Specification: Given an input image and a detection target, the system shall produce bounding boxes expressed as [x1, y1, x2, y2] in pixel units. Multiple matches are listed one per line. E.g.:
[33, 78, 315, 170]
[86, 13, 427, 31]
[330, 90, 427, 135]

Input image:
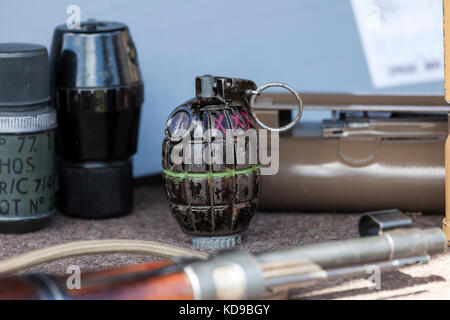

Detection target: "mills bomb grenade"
[163, 76, 262, 248]
[0, 43, 57, 233]
[50, 21, 144, 218]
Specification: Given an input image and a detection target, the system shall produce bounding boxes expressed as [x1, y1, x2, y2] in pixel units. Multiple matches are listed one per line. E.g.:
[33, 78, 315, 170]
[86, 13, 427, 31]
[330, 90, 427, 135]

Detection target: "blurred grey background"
[0, 0, 444, 176]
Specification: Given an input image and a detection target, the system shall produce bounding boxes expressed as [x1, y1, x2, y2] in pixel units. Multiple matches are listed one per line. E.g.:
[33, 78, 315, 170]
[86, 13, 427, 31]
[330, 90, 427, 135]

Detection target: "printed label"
[0, 131, 55, 218]
[351, 0, 444, 88]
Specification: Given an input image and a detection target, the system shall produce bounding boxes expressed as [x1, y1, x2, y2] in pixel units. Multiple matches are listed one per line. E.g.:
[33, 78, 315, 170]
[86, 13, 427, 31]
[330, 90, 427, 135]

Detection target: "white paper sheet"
[351, 0, 444, 88]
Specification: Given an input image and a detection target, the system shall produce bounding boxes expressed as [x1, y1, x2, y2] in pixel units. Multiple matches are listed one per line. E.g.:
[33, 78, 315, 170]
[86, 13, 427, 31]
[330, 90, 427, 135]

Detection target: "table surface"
[0, 177, 448, 300]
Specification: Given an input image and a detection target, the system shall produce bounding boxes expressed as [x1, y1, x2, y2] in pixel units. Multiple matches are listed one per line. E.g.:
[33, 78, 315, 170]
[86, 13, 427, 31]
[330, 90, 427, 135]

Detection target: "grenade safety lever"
[196, 75, 304, 132]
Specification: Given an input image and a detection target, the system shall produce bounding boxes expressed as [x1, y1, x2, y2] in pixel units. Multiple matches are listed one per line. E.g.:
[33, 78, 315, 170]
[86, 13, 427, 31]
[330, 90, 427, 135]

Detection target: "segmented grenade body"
[162, 76, 261, 248]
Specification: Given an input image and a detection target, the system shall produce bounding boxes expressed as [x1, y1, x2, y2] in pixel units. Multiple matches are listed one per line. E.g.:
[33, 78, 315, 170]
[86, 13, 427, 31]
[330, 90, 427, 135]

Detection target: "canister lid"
[55, 20, 127, 34]
[50, 20, 141, 88]
[0, 43, 50, 107]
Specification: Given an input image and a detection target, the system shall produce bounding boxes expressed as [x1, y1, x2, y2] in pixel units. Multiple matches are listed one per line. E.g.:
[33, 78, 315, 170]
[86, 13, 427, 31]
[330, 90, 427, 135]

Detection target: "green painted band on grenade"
[163, 165, 261, 180]
[0, 131, 56, 219]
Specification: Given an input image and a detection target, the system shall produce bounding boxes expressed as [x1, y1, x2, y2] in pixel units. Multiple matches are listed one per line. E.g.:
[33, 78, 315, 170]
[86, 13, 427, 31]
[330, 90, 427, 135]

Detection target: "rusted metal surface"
[162, 76, 261, 248]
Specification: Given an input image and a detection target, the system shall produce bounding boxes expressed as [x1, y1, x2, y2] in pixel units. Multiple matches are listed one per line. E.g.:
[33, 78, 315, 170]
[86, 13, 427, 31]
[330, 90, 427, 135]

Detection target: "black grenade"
[162, 75, 261, 249]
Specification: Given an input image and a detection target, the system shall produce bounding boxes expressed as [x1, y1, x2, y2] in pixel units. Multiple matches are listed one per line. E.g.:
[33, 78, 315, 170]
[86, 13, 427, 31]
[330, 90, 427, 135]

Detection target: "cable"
[0, 239, 209, 274]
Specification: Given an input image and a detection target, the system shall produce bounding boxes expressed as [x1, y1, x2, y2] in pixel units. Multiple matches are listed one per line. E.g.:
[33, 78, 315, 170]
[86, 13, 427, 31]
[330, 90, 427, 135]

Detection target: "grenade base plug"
[192, 235, 242, 249]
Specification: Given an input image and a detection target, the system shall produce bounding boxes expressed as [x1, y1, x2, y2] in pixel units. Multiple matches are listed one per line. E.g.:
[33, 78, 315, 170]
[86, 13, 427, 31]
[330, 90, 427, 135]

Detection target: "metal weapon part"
[0, 226, 444, 299]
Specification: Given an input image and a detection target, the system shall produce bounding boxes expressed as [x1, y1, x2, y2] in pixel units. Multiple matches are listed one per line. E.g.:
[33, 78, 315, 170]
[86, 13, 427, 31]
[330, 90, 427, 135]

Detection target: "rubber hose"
[0, 239, 209, 274]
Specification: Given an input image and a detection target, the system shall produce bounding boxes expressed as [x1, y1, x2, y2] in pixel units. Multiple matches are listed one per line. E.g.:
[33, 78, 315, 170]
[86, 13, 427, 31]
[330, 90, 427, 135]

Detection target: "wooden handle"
[67, 261, 195, 300]
[0, 261, 195, 300]
[0, 277, 41, 300]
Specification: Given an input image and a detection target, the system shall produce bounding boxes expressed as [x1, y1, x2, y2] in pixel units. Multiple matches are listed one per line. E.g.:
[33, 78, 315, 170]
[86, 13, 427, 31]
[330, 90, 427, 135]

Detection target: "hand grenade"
[162, 75, 262, 249]
[162, 75, 303, 249]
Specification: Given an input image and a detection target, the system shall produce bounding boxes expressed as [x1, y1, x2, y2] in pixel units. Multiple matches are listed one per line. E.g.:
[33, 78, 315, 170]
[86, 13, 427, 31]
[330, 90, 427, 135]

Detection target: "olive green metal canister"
[0, 43, 57, 233]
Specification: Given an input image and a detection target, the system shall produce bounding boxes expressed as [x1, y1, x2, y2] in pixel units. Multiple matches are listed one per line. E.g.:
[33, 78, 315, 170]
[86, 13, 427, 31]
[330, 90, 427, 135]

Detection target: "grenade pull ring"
[247, 82, 304, 132]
